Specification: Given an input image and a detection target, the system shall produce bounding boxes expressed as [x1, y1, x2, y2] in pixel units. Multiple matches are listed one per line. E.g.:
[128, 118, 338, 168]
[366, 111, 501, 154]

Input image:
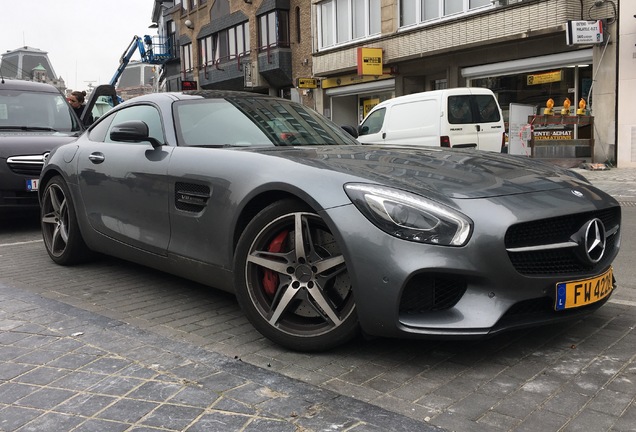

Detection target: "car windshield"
[0, 89, 82, 133]
[174, 96, 359, 147]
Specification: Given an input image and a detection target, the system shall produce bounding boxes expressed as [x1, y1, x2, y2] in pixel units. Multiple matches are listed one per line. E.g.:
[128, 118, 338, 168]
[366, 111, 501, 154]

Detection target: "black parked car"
[0, 79, 115, 212]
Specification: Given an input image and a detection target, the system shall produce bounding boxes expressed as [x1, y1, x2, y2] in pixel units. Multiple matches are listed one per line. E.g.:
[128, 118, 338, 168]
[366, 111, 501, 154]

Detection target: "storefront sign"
[181, 80, 197, 90]
[534, 130, 573, 140]
[566, 20, 604, 45]
[357, 48, 383, 76]
[363, 98, 380, 118]
[322, 68, 394, 89]
[527, 71, 562, 86]
[297, 78, 318, 89]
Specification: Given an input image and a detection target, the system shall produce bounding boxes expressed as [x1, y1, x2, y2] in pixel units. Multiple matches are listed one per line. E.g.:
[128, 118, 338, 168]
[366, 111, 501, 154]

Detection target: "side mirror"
[358, 125, 369, 136]
[110, 120, 162, 148]
[341, 125, 358, 138]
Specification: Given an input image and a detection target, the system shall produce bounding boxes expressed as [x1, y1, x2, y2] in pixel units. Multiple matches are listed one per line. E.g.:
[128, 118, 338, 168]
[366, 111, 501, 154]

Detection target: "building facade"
[150, 0, 633, 167]
[152, 0, 314, 107]
[0, 46, 67, 91]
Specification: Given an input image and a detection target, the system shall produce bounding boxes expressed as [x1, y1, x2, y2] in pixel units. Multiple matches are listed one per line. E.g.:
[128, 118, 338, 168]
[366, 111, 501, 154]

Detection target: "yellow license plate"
[555, 267, 613, 311]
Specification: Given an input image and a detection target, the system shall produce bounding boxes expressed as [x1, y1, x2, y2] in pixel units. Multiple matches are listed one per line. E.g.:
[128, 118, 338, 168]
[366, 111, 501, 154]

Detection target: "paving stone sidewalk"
[0, 283, 442, 432]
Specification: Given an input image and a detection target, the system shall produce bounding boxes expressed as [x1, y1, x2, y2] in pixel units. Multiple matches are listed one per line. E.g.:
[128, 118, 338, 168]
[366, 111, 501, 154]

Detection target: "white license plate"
[26, 179, 39, 191]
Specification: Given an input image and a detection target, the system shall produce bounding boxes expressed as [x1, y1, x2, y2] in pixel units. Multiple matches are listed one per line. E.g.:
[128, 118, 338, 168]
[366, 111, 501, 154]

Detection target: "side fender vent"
[175, 182, 210, 213]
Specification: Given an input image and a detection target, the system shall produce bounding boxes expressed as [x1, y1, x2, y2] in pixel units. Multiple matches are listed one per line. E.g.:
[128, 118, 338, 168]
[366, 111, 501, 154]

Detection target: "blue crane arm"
[109, 36, 146, 86]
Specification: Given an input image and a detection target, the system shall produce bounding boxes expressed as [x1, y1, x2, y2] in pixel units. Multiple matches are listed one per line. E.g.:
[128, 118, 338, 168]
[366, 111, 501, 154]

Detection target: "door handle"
[88, 152, 105, 164]
[476, 125, 481, 132]
[382, 132, 386, 139]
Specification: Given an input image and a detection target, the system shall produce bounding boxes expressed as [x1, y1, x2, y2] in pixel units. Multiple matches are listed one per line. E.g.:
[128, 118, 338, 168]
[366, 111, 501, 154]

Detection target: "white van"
[357, 88, 505, 152]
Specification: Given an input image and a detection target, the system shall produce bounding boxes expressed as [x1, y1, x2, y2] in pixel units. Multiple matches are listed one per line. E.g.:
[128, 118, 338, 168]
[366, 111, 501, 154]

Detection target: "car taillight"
[440, 136, 451, 147]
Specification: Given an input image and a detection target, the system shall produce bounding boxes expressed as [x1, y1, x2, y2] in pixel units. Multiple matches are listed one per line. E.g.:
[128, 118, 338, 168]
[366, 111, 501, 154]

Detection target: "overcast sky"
[0, 0, 155, 91]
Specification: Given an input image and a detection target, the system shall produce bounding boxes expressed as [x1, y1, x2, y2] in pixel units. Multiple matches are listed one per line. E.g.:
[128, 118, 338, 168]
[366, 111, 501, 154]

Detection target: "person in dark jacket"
[68, 90, 92, 123]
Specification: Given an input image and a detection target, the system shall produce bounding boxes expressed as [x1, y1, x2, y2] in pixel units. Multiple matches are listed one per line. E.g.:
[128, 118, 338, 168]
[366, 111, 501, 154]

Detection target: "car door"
[81, 84, 119, 127]
[357, 107, 386, 144]
[76, 103, 173, 254]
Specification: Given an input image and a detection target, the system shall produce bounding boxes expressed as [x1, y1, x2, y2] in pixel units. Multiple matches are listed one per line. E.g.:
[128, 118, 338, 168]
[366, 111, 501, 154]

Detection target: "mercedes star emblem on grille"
[582, 218, 606, 264]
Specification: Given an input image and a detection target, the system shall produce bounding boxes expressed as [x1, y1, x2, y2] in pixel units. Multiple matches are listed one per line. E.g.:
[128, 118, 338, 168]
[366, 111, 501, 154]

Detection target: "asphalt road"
[1, 203, 635, 431]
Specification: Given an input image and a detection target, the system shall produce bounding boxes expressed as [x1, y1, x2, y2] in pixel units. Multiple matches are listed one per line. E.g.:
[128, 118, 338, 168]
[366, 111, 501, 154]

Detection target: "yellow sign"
[297, 78, 318, 89]
[357, 47, 383, 76]
[527, 71, 562, 85]
[534, 130, 573, 140]
[363, 98, 380, 118]
[321, 68, 394, 89]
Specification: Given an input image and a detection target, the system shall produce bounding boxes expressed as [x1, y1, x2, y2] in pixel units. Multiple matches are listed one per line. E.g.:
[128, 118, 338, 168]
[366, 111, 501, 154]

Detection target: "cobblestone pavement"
[0, 282, 439, 432]
[1, 167, 635, 431]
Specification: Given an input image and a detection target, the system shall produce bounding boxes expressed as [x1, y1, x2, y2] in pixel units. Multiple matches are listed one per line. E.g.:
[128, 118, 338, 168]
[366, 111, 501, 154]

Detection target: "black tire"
[234, 199, 359, 351]
[40, 176, 91, 265]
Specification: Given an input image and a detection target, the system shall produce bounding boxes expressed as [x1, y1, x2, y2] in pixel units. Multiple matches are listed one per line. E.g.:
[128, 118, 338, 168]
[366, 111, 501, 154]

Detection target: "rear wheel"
[41, 176, 91, 265]
[234, 200, 358, 351]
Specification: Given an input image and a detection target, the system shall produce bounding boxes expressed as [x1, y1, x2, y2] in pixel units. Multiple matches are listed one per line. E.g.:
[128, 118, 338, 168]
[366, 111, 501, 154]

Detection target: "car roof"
[0, 78, 61, 93]
[123, 90, 276, 104]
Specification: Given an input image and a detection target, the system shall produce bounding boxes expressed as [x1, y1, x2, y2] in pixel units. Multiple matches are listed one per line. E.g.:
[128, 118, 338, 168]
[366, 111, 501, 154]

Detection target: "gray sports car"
[39, 91, 620, 351]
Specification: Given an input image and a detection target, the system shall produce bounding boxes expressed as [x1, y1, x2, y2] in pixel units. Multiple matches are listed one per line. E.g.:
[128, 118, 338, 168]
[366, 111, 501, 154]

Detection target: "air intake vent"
[175, 182, 210, 212]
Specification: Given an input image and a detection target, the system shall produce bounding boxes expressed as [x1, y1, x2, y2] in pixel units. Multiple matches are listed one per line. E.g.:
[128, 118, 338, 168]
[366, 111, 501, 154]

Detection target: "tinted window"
[0, 89, 81, 132]
[174, 97, 358, 147]
[359, 107, 386, 135]
[448, 95, 501, 124]
[475, 95, 501, 123]
[105, 105, 164, 144]
[448, 95, 473, 124]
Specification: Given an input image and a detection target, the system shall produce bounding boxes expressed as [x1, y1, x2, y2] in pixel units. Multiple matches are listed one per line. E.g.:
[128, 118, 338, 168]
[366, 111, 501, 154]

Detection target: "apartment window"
[400, 0, 491, 27]
[259, 11, 290, 49]
[181, 43, 193, 72]
[318, 0, 380, 49]
[200, 22, 250, 65]
[296, 7, 301, 43]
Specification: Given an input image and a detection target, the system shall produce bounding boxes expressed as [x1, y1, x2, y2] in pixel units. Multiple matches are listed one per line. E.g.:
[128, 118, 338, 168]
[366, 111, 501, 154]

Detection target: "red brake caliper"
[262, 230, 288, 296]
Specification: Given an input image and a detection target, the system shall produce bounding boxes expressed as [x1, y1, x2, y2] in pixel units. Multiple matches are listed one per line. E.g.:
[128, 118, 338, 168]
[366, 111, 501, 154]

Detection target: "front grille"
[7, 155, 46, 177]
[505, 207, 621, 276]
[399, 274, 466, 314]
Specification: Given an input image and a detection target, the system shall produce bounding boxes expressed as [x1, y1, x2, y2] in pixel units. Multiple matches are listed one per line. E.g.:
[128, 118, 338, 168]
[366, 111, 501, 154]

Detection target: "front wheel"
[41, 176, 91, 265]
[234, 200, 359, 351]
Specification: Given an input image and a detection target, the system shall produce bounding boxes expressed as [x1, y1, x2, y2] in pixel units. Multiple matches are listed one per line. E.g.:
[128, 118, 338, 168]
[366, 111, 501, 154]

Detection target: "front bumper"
[322, 189, 620, 340]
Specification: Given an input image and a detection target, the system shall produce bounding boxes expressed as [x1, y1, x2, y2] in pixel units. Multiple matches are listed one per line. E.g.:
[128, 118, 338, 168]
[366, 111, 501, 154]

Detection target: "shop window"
[432, 79, 448, 90]
[318, 0, 381, 50]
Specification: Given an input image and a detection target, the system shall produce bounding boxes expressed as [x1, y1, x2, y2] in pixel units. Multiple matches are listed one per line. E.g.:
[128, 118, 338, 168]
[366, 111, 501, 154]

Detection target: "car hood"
[252, 145, 588, 199]
[0, 132, 79, 159]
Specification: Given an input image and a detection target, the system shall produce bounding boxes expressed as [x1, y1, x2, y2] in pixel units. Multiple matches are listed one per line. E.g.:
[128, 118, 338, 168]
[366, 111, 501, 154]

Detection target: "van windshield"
[448, 95, 501, 124]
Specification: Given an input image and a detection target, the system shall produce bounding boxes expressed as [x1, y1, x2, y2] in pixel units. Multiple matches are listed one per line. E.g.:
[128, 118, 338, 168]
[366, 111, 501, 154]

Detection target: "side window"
[359, 107, 386, 135]
[87, 113, 116, 142]
[105, 105, 164, 144]
[448, 95, 473, 124]
[475, 95, 501, 123]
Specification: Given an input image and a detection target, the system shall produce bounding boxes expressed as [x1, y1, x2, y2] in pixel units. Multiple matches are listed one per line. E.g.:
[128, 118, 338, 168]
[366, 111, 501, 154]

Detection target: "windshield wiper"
[0, 126, 59, 132]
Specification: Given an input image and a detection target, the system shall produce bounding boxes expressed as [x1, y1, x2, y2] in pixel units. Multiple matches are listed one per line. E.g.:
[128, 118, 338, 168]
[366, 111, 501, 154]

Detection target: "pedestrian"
[68, 90, 93, 123]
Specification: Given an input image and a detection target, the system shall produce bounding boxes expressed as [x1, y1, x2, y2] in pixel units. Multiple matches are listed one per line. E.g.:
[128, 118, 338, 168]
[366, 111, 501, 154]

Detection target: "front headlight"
[344, 184, 472, 246]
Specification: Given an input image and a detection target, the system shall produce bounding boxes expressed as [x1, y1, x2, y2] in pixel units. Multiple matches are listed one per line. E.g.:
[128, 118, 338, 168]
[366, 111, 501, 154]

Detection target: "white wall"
[617, 2, 636, 167]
